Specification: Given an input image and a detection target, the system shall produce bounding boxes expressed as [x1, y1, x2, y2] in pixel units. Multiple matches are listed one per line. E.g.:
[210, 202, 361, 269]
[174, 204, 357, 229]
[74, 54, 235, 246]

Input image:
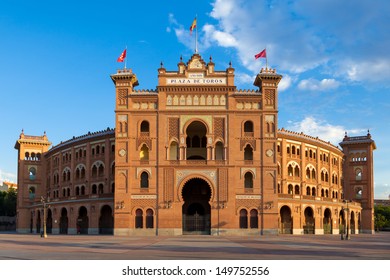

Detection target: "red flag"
[255, 49, 266, 59]
[190, 18, 197, 34]
[117, 49, 127, 62]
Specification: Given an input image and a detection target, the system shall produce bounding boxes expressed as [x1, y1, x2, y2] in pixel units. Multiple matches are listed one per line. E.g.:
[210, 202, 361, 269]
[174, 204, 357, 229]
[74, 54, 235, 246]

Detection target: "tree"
[0, 188, 17, 216]
[374, 205, 390, 231]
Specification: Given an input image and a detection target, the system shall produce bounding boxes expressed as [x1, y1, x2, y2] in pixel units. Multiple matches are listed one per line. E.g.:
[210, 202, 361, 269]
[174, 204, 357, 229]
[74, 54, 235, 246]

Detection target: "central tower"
[111, 54, 282, 236]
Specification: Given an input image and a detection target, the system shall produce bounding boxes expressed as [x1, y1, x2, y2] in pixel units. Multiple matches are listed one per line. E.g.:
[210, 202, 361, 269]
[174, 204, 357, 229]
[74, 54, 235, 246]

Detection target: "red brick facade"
[15, 54, 375, 236]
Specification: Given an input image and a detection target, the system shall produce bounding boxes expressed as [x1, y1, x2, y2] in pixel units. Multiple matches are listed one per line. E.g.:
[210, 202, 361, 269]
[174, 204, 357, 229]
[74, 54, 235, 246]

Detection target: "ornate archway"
[181, 178, 212, 235]
[279, 206, 292, 234]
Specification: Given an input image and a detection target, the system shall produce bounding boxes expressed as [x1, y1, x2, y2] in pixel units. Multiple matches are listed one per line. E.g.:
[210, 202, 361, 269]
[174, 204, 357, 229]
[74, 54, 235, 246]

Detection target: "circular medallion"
[266, 149, 274, 157]
[118, 148, 127, 157]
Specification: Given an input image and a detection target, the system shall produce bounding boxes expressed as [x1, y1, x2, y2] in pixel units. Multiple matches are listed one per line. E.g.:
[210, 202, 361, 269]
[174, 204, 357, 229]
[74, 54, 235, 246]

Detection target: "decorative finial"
[229, 61, 232, 67]
[209, 56, 212, 62]
[160, 61, 164, 68]
[180, 55, 183, 62]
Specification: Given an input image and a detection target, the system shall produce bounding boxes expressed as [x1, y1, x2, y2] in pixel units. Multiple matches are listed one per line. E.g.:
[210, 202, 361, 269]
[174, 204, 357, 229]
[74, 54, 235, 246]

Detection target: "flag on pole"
[117, 49, 127, 62]
[254, 48, 266, 59]
[190, 17, 197, 35]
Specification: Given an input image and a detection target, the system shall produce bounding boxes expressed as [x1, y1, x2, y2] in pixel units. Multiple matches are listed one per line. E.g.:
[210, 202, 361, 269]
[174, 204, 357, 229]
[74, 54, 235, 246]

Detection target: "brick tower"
[339, 131, 376, 234]
[14, 130, 52, 233]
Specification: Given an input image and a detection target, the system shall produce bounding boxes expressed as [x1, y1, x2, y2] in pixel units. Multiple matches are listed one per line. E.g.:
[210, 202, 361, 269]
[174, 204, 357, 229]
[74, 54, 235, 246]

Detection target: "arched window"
[29, 186, 36, 199]
[250, 209, 258, 228]
[244, 144, 253, 161]
[140, 144, 149, 160]
[306, 187, 311, 195]
[244, 172, 253, 189]
[92, 184, 97, 194]
[29, 167, 36, 180]
[215, 141, 224, 160]
[92, 165, 98, 177]
[135, 209, 143, 228]
[140, 172, 149, 188]
[288, 184, 293, 194]
[146, 209, 154, 228]
[306, 168, 311, 179]
[243, 121, 254, 133]
[295, 185, 300, 195]
[312, 187, 316, 197]
[312, 169, 316, 180]
[98, 165, 104, 177]
[98, 184, 104, 194]
[294, 166, 300, 177]
[192, 135, 200, 147]
[355, 169, 362, 181]
[239, 209, 248, 229]
[288, 165, 293, 176]
[292, 146, 296, 155]
[76, 187, 80, 196]
[321, 189, 325, 197]
[140, 121, 150, 133]
[169, 142, 179, 160]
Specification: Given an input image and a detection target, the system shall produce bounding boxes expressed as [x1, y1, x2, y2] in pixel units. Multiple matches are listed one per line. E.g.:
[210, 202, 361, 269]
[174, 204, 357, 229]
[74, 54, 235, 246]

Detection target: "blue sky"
[0, 0, 389, 198]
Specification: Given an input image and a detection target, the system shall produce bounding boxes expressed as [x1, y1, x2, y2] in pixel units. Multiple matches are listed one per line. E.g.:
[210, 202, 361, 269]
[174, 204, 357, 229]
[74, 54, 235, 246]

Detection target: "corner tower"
[339, 131, 376, 234]
[254, 68, 283, 234]
[14, 131, 51, 233]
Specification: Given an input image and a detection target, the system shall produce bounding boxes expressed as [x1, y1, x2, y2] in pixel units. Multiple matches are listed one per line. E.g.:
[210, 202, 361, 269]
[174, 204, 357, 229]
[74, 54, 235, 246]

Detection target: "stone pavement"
[0, 232, 389, 260]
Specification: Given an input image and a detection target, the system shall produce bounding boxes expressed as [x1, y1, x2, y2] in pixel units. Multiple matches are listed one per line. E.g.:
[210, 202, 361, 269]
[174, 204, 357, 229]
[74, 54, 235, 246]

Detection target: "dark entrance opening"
[99, 205, 113, 234]
[280, 206, 293, 234]
[323, 208, 332, 234]
[182, 178, 211, 235]
[77, 206, 89, 234]
[304, 207, 315, 234]
[60, 208, 68, 234]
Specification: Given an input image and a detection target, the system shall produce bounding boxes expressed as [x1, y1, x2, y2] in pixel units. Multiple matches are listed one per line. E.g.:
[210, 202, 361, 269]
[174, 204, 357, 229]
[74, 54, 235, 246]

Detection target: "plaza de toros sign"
[166, 73, 226, 85]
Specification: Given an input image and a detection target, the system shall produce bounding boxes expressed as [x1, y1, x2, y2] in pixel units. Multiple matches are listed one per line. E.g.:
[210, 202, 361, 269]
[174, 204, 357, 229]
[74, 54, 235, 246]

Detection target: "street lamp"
[40, 196, 50, 238]
[341, 199, 352, 240]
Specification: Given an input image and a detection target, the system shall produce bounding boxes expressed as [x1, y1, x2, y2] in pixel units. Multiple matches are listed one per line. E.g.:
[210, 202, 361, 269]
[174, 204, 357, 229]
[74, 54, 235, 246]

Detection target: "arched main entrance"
[182, 178, 211, 235]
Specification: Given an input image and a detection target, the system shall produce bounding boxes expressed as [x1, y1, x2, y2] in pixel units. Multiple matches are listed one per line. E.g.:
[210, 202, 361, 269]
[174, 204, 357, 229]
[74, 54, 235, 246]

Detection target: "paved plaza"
[0, 232, 389, 260]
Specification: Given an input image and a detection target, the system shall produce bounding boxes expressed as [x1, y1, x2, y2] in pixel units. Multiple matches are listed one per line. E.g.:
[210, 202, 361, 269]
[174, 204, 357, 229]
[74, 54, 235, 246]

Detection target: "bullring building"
[15, 53, 376, 236]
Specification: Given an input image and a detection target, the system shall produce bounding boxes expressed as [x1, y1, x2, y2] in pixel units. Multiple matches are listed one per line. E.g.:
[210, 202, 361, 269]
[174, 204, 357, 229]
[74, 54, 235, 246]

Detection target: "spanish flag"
[190, 17, 197, 34]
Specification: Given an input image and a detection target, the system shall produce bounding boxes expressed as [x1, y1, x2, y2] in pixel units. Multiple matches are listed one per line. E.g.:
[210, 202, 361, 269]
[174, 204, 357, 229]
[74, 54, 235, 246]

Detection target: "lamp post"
[40, 196, 49, 238]
[344, 199, 351, 240]
[341, 199, 351, 240]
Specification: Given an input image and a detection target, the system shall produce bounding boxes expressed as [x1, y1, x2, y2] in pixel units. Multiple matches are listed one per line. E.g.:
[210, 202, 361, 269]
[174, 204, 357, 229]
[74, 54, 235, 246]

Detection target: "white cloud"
[170, 0, 390, 86]
[298, 78, 340, 91]
[278, 74, 293, 91]
[0, 169, 17, 184]
[286, 116, 364, 145]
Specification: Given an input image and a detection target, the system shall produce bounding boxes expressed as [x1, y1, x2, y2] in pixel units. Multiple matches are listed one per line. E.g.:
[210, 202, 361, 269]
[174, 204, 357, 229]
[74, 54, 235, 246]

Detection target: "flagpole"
[124, 46, 127, 69]
[195, 15, 198, 53]
[265, 46, 268, 69]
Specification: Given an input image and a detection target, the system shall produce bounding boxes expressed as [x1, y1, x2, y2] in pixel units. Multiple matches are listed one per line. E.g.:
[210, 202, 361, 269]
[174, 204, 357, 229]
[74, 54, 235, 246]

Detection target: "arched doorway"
[47, 209, 53, 234]
[99, 205, 113, 234]
[182, 178, 211, 235]
[350, 211, 355, 234]
[280, 206, 292, 234]
[339, 209, 345, 235]
[186, 121, 207, 160]
[304, 207, 315, 234]
[323, 208, 332, 234]
[36, 210, 41, 234]
[77, 206, 89, 234]
[59, 208, 68, 234]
